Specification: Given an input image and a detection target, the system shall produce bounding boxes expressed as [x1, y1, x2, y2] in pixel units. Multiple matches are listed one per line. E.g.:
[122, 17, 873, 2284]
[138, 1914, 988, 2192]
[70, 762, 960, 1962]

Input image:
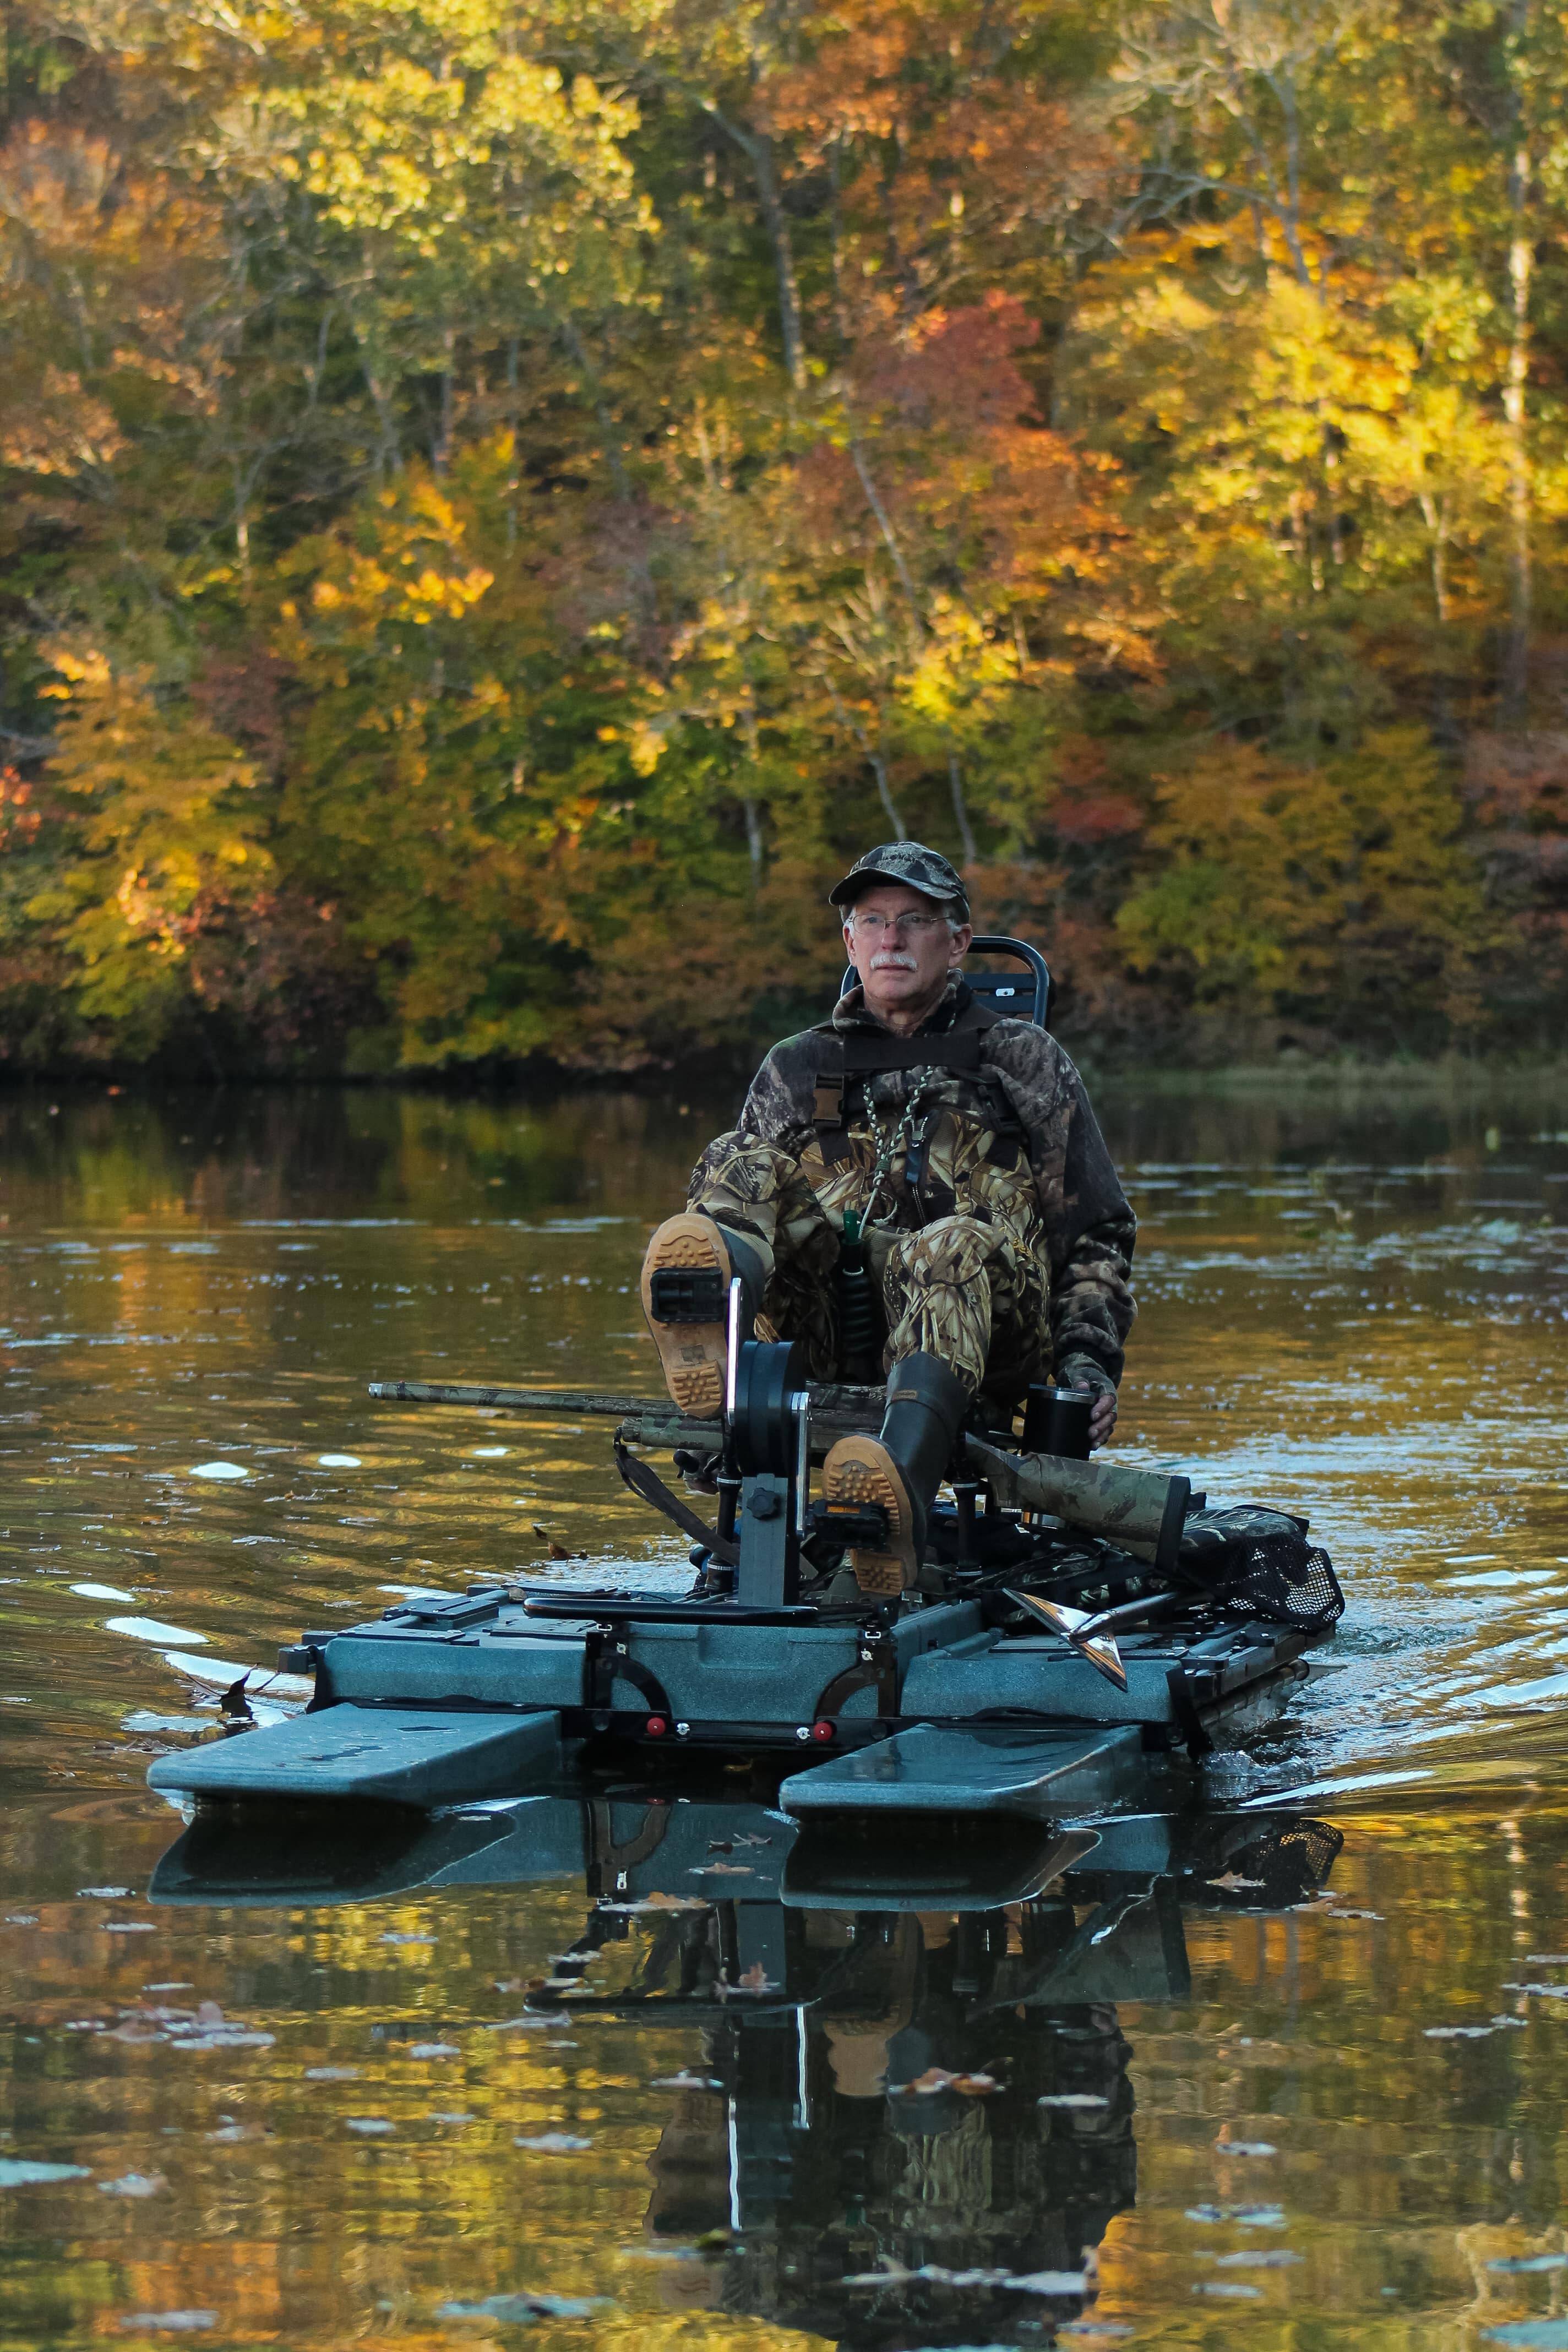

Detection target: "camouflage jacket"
[733, 976, 1136, 1387]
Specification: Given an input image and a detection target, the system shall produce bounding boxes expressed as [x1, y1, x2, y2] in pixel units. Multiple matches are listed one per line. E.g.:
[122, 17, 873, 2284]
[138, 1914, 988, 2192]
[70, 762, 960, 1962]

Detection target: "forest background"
[2, 0, 1567, 1079]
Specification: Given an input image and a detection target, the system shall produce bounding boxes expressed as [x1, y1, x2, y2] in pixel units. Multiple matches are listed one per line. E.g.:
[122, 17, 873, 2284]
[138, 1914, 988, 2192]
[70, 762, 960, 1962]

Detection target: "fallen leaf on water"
[217, 1675, 253, 1722]
[1215, 2251, 1304, 2269]
[407, 2042, 460, 2059]
[692, 1863, 753, 1877]
[118, 2314, 216, 2333]
[1425, 2024, 1495, 2039]
[98, 2172, 166, 2197]
[1185, 2203, 1286, 2228]
[1215, 2139, 1278, 2157]
[436, 2292, 607, 2322]
[598, 1893, 709, 1914]
[304, 2066, 359, 2080]
[530, 1525, 580, 1561]
[840, 2259, 1084, 2293]
[514, 2132, 591, 2153]
[170, 2030, 274, 2051]
[891, 2066, 1000, 2097]
[1195, 2282, 1263, 2298]
[1206, 1874, 1265, 1890]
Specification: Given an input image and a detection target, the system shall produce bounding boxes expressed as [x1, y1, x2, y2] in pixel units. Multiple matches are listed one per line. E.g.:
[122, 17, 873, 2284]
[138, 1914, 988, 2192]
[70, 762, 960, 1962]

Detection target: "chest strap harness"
[812, 1021, 994, 1161]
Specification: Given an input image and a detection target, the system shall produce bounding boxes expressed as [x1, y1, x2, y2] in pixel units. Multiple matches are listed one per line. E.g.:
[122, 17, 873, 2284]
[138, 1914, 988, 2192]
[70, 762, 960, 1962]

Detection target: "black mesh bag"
[1180, 1505, 1345, 1634]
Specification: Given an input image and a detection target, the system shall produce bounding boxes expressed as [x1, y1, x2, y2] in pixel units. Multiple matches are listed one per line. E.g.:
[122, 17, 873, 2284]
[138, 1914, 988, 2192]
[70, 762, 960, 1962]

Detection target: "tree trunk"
[850, 441, 923, 632]
[948, 747, 978, 865]
[742, 795, 764, 886]
[1503, 137, 1532, 720]
[868, 745, 906, 839]
[1418, 490, 1450, 625]
[707, 108, 806, 392]
[434, 324, 455, 475]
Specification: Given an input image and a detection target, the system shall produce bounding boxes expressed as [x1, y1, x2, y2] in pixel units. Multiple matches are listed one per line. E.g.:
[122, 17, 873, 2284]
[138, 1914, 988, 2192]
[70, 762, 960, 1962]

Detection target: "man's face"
[843, 883, 971, 1016]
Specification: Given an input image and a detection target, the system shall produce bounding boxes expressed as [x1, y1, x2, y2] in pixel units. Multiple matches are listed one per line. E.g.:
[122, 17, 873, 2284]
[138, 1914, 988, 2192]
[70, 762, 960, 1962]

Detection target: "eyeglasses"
[847, 910, 946, 939]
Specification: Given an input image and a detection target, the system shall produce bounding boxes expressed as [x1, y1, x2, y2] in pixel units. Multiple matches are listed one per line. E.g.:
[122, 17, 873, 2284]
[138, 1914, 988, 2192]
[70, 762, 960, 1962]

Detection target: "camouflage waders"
[688, 1126, 1051, 1404]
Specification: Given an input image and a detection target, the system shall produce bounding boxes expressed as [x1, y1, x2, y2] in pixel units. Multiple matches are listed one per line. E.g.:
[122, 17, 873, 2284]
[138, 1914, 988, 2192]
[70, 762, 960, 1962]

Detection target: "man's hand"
[1076, 1386, 1117, 1450]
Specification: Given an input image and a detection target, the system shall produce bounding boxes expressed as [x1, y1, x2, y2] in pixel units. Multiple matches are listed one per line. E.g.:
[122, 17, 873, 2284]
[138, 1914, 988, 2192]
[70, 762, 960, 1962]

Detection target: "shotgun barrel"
[968, 1436, 1193, 1570]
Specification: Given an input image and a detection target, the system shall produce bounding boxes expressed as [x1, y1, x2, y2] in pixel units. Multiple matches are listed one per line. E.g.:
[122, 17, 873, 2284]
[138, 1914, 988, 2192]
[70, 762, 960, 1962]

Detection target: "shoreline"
[3, 1048, 1568, 1106]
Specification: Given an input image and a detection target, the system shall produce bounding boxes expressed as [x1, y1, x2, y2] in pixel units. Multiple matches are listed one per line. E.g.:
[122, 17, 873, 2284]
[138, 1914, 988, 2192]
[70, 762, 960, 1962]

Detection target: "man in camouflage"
[640, 842, 1136, 1594]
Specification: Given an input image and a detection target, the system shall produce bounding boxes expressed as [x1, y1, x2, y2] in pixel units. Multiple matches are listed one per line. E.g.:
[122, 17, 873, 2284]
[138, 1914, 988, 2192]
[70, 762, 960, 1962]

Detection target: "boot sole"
[821, 1436, 916, 1596]
[640, 1215, 730, 1419]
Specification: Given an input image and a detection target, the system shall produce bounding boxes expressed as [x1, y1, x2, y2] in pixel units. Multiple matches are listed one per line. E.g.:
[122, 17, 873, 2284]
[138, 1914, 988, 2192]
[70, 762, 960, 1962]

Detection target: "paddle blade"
[1006, 1590, 1127, 1691]
[1006, 1591, 1087, 1636]
[1076, 1632, 1128, 1691]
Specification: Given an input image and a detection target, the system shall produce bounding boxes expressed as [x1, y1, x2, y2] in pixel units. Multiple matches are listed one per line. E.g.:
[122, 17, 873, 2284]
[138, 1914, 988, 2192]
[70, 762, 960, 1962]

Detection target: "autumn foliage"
[2, 0, 1568, 1073]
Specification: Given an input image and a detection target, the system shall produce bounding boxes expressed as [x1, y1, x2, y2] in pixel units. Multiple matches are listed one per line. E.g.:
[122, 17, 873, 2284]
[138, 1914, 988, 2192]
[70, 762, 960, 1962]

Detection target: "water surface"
[3, 1076, 1568, 2350]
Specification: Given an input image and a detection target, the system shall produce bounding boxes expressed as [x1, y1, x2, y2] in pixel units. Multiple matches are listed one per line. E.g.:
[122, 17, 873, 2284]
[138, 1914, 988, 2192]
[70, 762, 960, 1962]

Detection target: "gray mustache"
[871, 954, 918, 970]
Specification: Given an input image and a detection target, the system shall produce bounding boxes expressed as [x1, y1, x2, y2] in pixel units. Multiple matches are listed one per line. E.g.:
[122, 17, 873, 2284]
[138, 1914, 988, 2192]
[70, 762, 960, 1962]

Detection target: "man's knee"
[688, 1131, 801, 1212]
[884, 1212, 1003, 1288]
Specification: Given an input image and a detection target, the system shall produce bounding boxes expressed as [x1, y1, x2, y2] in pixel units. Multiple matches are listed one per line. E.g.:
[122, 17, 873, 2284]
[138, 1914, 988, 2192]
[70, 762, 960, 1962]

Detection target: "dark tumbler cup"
[1021, 1382, 1094, 1460]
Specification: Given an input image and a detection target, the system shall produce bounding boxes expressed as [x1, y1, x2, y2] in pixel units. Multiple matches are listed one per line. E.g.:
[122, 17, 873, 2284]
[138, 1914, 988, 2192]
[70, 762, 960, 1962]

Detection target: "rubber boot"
[640, 1213, 770, 1419]
[820, 1351, 970, 1597]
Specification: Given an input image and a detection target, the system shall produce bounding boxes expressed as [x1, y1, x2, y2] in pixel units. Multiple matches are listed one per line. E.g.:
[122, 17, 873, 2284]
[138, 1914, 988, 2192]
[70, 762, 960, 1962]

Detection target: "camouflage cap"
[828, 840, 970, 919]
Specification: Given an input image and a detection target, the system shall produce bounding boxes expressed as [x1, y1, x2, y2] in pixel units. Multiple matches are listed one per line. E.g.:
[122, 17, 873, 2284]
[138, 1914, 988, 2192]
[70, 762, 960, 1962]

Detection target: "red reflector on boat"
[810, 1719, 836, 1743]
[646, 1716, 667, 1737]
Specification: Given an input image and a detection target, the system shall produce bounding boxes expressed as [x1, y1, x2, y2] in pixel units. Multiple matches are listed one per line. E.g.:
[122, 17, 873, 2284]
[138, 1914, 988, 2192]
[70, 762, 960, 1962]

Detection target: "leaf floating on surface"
[435, 2293, 607, 2323]
[117, 2315, 217, 2333]
[891, 2066, 1001, 2097]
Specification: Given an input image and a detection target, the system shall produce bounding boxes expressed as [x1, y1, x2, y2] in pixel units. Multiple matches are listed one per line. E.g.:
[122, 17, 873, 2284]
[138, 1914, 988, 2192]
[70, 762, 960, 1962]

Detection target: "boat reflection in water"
[151, 1793, 1340, 2346]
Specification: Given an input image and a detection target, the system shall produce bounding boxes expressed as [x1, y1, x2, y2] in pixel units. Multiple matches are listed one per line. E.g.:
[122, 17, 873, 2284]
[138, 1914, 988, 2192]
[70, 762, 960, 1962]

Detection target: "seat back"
[839, 935, 1052, 1029]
